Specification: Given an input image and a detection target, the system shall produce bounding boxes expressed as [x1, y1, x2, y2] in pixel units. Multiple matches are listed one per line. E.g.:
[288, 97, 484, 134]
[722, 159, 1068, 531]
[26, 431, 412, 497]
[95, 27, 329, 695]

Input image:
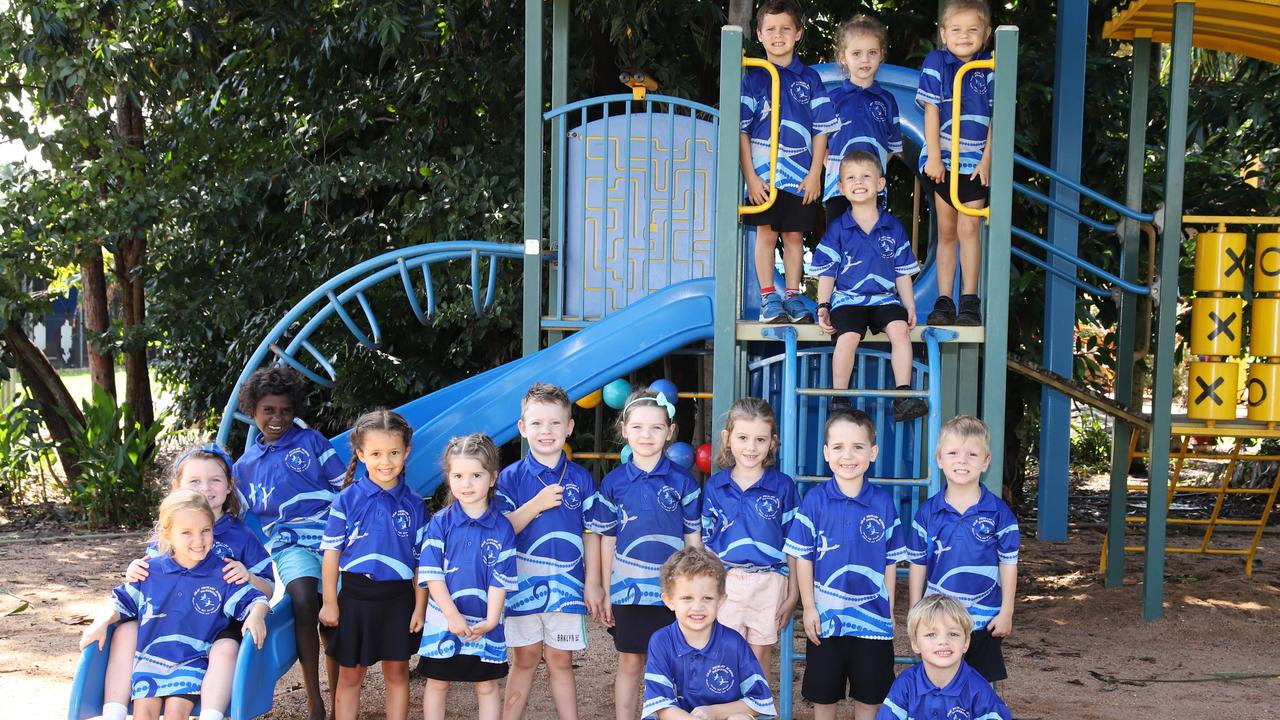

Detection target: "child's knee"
[512, 644, 542, 670]
[886, 320, 911, 340]
[781, 232, 804, 250]
[475, 680, 500, 697]
[382, 661, 409, 684]
[542, 646, 573, 671]
[834, 332, 861, 353]
[209, 637, 239, 663]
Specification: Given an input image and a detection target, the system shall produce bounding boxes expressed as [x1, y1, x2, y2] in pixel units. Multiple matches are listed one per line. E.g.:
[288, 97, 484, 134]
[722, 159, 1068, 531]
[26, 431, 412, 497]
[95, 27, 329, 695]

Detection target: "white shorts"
[718, 569, 788, 645]
[505, 611, 588, 651]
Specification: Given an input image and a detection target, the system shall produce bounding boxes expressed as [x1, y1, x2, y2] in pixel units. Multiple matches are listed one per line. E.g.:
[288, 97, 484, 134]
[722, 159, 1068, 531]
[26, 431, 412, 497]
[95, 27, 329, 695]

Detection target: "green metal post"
[545, 0, 569, 348]
[521, 0, 544, 358]
[712, 26, 745, 464]
[1106, 34, 1151, 588]
[1145, 3, 1194, 622]
[980, 27, 1018, 494]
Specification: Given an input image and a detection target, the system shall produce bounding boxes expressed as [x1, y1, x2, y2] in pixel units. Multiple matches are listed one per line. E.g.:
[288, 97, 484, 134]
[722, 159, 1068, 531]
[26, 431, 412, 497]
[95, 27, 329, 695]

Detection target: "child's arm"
[922, 103, 945, 182]
[686, 701, 758, 719]
[740, 133, 770, 205]
[799, 133, 827, 204]
[409, 585, 428, 633]
[972, 124, 994, 186]
[79, 604, 122, 650]
[683, 531, 702, 549]
[776, 556, 799, 631]
[241, 600, 270, 649]
[988, 562, 1017, 637]
[908, 562, 926, 608]
[895, 275, 917, 328]
[467, 585, 507, 642]
[427, 579, 471, 637]
[795, 557, 821, 645]
[503, 483, 563, 535]
[583, 531, 605, 619]
[318, 549, 341, 628]
[599, 534, 616, 627]
[816, 276, 836, 335]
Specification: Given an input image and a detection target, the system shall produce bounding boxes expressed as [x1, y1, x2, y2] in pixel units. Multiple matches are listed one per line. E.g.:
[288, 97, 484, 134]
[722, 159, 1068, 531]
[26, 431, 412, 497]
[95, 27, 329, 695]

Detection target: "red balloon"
[695, 443, 713, 474]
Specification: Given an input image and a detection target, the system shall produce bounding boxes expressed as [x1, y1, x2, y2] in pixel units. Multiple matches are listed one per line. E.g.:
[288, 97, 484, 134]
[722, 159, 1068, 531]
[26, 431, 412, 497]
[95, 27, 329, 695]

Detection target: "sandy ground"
[2, 527, 1278, 719]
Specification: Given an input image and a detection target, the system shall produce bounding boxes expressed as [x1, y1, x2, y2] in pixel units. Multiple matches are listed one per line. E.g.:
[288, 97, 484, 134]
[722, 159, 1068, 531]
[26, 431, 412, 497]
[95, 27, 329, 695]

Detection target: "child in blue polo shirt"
[814, 150, 925, 423]
[823, 15, 902, 223]
[498, 383, 602, 720]
[918, 0, 994, 326]
[700, 397, 798, 674]
[96, 445, 274, 720]
[417, 433, 517, 720]
[907, 415, 1018, 684]
[81, 489, 270, 720]
[319, 409, 428, 720]
[642, 546, 777, 720]
[877, 594, 1011, 720]
[741, 0, 838, 323]
[785, 408, 905, 720]
[586, 387, 701, 720]
[233, 366, 347, 720]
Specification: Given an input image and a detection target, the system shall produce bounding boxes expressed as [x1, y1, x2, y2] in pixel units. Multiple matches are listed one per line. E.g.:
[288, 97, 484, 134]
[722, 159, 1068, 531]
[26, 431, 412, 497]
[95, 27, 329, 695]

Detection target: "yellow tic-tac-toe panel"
[1190, 296, 1244, 357]
[1189, 360, 1240, 421]
[1247, 363, 1280, 423]
[1193, 232, 1248, 293]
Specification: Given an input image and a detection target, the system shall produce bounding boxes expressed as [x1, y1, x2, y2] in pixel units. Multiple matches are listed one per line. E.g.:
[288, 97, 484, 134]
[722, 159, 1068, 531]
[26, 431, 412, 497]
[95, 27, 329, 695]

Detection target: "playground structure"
[68, 1, 1280, 718]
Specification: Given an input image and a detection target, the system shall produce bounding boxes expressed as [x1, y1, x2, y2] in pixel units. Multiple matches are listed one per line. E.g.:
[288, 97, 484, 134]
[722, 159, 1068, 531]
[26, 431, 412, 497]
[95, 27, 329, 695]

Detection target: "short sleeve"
[494, 470, 519, 516]
[916, 52, 944, 109]
[226, 584, 268, 621]
[585, 479, 619, 536]
[700, 483, 721, 544]
[319, 493, 349, 552]
[893, 225, 920, 276]
[783, 494, 818, 560]
[740, 74, 759, 135]
[884, 493, 908, 563]
[738, 643, 778, 716]
[809, 76, 838, 136]
[876, 677, 912, 719]
[239, 529, 274, 582]
[111, 583, 143, 620]
[414, 504, 431, 554]
[812, 225, 842, 278]
[489, 523, 518, 591]
[779, 475, 800, 537]
[996, 504, 1020, 565]
[973, 684, 1013, 720]
[886, 96, 904, 154]
[905, 506, 930, 564]
[304, 431, 347, 490]
[417, 517, 447, 586]
[680, 476, 701, 535]
[641, 639, 679, 719]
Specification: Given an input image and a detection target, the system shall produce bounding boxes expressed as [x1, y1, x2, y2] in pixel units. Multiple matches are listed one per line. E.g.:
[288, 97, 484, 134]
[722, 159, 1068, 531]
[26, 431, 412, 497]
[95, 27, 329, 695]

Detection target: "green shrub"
[1070, 406, 1112, 469]
[0, 395, 52, 503]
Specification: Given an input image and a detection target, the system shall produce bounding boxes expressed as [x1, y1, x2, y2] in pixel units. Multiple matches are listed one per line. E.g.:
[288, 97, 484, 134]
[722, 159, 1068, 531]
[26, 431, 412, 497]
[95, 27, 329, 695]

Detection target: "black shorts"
[607, 604, 676, 654]
[743, 188, 819, 233]
[326, 574, 422, 667]
[922, 172, 989, 210]
[829, 304, 908, 340]
[215, 618, 244, 643]
[965, 628, 1007, 682]
[416, 654, 509, 683]
[802, 636, 896, 705]
[160, 693, 199, 705]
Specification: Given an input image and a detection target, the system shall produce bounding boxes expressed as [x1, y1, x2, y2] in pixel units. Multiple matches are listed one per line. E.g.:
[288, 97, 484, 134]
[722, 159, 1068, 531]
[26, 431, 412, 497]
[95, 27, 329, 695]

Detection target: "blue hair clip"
[622, 392, 677, 420]
[177, 443, 234, 471]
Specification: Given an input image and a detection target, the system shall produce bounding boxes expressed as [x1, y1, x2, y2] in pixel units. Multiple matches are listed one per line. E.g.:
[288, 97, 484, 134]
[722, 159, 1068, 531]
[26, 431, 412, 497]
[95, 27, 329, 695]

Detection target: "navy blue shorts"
[802, 635, 895, 705]
[922, 172, 989, 210]
[966, 628, 1007, 682]
[743, 188, 820, 233]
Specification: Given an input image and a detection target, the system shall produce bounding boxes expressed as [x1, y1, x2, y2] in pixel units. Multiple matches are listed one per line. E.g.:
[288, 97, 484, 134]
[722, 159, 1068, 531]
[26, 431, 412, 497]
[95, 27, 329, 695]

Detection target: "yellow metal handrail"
[950, 56, 996, 219]
[739, 57, 780, 216]
[1184, 215, 1280, 232]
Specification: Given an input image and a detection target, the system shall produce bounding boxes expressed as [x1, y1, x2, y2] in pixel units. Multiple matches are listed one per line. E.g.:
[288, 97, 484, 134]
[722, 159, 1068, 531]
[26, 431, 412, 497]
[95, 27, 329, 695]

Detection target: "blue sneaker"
[759, 292, 784, 323]
[782, 294, 813, 323]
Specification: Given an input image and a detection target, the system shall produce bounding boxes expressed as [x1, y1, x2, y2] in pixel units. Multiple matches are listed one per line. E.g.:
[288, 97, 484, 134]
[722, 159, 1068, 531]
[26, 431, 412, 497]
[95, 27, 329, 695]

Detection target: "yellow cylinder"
[1247, 363, 1280, 422]
[1194, 232, 1247, 293]
[1250, 298, 1280, 357]
[1189, 361, 1239, 421]
[1254, 233, 1280, 293]
[1190, 296, 1244, 356]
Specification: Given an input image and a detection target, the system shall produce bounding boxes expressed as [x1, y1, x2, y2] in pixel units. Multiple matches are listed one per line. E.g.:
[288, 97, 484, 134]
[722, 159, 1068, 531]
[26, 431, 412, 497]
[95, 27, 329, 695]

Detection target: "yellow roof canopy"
[1103, 0, 1280, 65]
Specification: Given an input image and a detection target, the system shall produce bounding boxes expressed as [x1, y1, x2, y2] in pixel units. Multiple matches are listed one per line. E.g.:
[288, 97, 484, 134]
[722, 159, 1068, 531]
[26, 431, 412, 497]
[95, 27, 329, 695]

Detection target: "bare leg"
[102, 620, 137, 709]
[853, 700, 880, 720]
[200, 637, 240, 713]
[885, 321, 914, 387]
[780, 232, 805, 290]
[131, 697, 162, 720]
[503, 643, 542, 720]
[933, 194, 959, 298]
[754, 226, 781, 290]
[286, 577, 328, 720]
[163, 695, 195, 720]
[423, 679, 448, 720]
[812, 702, 837, 720]
[383, 660, 411, 720]
[957, 199, 987, 295]
[543, 647, 579, 720]
[476, 679, 502, 720]
[614, 652, 646, 720]
[832, 333, 863, 390]
[333, 664, 366, 720]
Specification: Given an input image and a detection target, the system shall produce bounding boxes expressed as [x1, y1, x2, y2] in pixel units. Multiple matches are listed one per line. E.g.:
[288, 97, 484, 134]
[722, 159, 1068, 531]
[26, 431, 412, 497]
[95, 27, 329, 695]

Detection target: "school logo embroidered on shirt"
[859, 514, 887, 543]
[869, 100, 888, 123]
[193, 586, 222, 615]
[971, 516, 996, 542]
[789, 80, 811, 105]
[562, 483, 582, 510]
[657, 485, 681, 512]
[948, 708, 972, 720]
[213, 541, 234, 559]
[755, 494, 781, 520]
[393, 509, 412, 537]
[480, 538, 502, 566]
[285, 448, 312, 473]
[877, 235, 897, 259]
[968, 72, 989, 95]
[706, 664, 735, 694]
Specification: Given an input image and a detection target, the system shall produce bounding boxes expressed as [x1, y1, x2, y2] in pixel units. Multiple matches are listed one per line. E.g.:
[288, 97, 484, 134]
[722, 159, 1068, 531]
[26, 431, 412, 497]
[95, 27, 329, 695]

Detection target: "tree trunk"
[1, 322, 83, 485]
[728, 0, 752, 29]
[80, 243, 115, 398]
[114, 92, 154, 428]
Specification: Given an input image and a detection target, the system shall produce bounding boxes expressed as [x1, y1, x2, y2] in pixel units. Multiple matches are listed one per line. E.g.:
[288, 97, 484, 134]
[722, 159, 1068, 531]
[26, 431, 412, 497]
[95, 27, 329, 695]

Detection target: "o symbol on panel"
[1260, 247, 1280, 278]
[1248, 377, 1268, 407]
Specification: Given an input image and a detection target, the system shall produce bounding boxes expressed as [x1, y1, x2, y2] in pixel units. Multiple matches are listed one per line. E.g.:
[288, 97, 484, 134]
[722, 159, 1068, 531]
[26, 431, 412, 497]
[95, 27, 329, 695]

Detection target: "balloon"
[666, 441, 695, 469]
[619, 445, 632, 465]
[602, 378, 633, 410]
[576, 389, 602, 409]
[649, 378, 678, 401]
[695, 443, 713, 474]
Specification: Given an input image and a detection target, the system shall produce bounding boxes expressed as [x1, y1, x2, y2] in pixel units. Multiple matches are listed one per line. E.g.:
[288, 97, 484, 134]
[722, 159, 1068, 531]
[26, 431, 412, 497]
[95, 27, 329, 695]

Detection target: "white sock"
[198, 710, 225, 720]
[101, 703, 128, 720]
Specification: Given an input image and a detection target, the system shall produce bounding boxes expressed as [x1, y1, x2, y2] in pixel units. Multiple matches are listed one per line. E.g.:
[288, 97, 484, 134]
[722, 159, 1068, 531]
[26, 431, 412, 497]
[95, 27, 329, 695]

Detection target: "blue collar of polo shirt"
[710, 467, 778, 492]
[838, 207, 890, 234]
[624, 454, 674, 482]
[920, 661, 976, 697]
[936, 485, 999, 517]
[939, 48, 991, 68]
[350, 472, 409, 500]
[840, 79, 886, 97]
[256, 424, 302, 450]
[520, 451, 567, 481]
[152, 550, 222, 576]
[820, 477, 876, 506]
[447, 499, 500, 528]
[772, 56, 806, 76]
[672, 620, 723, 658]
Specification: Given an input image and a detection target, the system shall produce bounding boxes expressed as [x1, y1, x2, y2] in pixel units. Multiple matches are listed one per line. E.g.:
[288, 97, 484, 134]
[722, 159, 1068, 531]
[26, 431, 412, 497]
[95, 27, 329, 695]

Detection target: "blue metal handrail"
[1014, 153, 1155, 223]
[543, 93, 719, 121]
[1010, 245, 1109, 297]
[216, 241, 527, 448]
[1012, 181, 1115, 233]
[1010, 225, 1149, 296]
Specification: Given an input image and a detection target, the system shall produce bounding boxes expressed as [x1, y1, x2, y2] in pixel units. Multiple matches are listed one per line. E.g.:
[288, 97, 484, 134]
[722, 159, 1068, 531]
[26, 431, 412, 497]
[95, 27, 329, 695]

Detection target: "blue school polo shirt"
[642, 621, 778, 720]
[145, 513, 273, 585]
[812, 209, 919, 308]
[823, 80, 903, 202]
[700, 467, 799, 574]
[417, 502, 517, 663]
[585, 456, 701, 606]
[496, 452, 598, 616]
[740, 57, 839, 195]
[877, 661, 1011, 720]
[784, 479, 906, 640]
[916, 49, 994, 175]
[321, 473, 429, 582]
[906, 487, 1020, 632]
[112, 552, 268, 699]
[235, 426, 347, 553]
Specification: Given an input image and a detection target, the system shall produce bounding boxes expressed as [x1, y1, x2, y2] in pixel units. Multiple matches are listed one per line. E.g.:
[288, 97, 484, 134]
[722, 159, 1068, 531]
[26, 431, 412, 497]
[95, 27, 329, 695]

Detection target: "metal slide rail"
[762, 326, 953, 720]
[216, 241, 525, 448]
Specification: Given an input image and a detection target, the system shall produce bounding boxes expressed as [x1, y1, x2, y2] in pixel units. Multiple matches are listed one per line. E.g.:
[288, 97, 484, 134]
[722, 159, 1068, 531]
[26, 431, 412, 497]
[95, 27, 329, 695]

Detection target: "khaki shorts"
[505, 611, 588, 651]
[717, 569, 788, 645]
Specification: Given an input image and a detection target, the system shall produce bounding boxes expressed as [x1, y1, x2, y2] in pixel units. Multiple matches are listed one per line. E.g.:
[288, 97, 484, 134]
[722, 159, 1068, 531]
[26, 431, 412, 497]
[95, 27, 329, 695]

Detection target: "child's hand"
[924, 157, 946, 183]
[584, 581, 605, 620]
[124, 557, 151, 583]
[446, 613, 471, 638]
[799, 172, 821, 204]
[988, 611, 1013, 637]
[222, 558, 251, 585]
[745, 174, 770, 206]
[905, 308, 917, 329]
[465, 618, 496, 642]
[817, 308, 835, 335]
[409, 611, 424, 634]
[533, 482, 563, 513]
[690, 708, 715, 720]
[601, 599, 616, 629]
[802, 606, 822, 645]
[775, 588, 799, 631]
[971, 153, 992, 187]
[243, 612, 267, 649]
[80, 619, 111, 651]
[318, 601, 340, 628]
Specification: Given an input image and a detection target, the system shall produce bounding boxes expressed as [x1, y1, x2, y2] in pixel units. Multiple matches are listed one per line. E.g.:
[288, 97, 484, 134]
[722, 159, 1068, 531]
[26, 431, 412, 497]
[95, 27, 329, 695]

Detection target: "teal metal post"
[521, 0, 544, 357]
[1144, 2, 1194, 622]
[980, 27, 1018, 494]
[545, 0, 569, 343]
[1106, 35, 1152, 588]
[712, 27, 744, 455]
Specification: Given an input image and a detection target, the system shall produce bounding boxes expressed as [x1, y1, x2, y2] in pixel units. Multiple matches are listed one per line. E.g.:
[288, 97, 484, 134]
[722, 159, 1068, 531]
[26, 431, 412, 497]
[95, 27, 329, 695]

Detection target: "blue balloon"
[619, 445, 633, 465]
[649, 378, 679, 401]
[603, 378, 633, 410]
[666, 441, 695, 469]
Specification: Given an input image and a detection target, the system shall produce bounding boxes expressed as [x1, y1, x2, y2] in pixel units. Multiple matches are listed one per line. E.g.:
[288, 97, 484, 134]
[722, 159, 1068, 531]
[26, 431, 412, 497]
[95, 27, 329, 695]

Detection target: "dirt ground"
[2, 526, 1278, 719]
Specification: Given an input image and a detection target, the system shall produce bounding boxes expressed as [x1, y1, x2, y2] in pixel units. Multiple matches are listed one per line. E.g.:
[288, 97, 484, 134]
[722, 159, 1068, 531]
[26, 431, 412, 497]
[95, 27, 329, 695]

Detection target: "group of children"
[742, 0, 997, 424]
[81, 364, 1018, 720]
